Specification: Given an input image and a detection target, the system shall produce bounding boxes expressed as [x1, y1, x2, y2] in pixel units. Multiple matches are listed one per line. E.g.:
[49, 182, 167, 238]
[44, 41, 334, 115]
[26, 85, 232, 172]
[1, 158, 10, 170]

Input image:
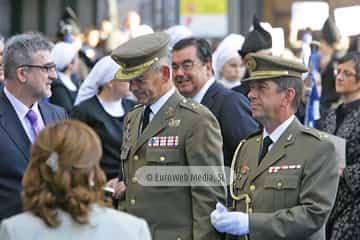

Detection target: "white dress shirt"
[262, 115, 295, 151]
[192, 77, 215, 103]
[147, 87, 176, 122]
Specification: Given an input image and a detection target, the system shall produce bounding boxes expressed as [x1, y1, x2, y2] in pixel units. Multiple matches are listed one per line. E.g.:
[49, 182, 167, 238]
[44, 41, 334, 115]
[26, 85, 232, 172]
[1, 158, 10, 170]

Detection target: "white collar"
[58, 72, 77, 91]
[97, 96, 125, 117]
[263, 115, 295, 147]
[148, 87, 176, 121]
[192, 77, 215, 103]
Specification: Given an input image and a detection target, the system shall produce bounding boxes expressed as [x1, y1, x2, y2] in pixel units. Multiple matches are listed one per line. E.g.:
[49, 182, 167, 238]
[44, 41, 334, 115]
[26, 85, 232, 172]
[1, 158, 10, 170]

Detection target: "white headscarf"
[165, 25, 192, 49]
[212, 34, 244, 80]
[51, 42, 78, 71]
[74, 56, 120, 105]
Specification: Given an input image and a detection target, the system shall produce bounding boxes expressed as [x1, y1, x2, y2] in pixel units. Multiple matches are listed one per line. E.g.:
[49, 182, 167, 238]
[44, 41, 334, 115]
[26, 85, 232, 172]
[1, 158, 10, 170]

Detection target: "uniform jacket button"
[134, 155, 139, 161]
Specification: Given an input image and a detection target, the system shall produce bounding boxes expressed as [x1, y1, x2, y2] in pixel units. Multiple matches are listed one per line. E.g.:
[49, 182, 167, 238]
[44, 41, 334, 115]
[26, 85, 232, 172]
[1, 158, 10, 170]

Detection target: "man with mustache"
[171, 37, 258, 169]
[210, 53, 339, 240]
[108, 32, 226, 240]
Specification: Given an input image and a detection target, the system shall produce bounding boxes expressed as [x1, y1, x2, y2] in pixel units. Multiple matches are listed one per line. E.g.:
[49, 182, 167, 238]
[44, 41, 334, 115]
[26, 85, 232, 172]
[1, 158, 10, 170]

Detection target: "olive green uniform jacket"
[120, 92, 226, 240]
[230, 119, 339, 240]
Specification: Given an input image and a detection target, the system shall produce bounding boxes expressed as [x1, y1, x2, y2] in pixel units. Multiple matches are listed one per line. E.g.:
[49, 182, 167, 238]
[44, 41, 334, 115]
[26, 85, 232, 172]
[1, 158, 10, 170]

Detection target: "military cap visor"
[111, 32, 170, 81]
[243, 53, 308, 82]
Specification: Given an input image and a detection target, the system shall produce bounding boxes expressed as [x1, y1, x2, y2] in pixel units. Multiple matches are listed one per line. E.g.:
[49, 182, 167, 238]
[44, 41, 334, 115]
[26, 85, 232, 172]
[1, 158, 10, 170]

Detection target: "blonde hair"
[22, 120, 110, 228]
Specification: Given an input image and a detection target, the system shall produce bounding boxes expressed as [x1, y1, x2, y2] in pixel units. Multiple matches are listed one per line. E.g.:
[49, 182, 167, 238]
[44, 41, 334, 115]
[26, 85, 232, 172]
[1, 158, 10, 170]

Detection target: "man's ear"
[205, 61, 213, 77]
[16, 67, 27, 83]
[283, 88, 296, 107]
[161, 65, 171, 82]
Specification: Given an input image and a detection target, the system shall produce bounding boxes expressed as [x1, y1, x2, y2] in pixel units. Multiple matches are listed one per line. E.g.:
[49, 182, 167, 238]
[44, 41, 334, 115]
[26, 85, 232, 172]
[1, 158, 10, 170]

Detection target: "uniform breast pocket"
[264, 175, 299, 210]
[146, 148, 181, 165]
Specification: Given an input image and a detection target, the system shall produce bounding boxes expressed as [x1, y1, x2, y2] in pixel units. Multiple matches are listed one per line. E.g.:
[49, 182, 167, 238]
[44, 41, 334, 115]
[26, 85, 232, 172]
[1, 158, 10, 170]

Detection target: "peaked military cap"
[111, 32, 170, 81]
[238, 15, 272, 58]
[243, 53, 308, 81]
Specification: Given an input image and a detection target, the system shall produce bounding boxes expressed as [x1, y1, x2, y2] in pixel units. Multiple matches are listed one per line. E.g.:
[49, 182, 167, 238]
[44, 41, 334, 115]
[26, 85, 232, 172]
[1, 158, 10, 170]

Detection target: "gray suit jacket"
[0, 205, 151, 240]
[231, 119, 339, 240]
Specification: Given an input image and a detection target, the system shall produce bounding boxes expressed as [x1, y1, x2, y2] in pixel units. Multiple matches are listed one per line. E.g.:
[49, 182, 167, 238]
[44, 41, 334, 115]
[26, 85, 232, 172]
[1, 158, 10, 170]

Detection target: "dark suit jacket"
[201, 82, 259, 166]
[0, 89, 66, 221]
[232, 83, 250, 98]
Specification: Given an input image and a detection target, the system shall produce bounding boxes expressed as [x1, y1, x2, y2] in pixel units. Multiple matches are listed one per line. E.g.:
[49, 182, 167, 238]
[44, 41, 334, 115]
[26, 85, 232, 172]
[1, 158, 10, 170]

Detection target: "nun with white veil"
[50, 41, 81, 112]
[71, 56, 135, 180]
[212, 34, 245, 89]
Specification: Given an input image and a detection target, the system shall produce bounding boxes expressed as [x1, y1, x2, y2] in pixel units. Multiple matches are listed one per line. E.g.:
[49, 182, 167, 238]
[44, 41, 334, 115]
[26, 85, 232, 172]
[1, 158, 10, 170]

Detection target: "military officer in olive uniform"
[108, 32, 226, 240]
[210, 53, 339, 240]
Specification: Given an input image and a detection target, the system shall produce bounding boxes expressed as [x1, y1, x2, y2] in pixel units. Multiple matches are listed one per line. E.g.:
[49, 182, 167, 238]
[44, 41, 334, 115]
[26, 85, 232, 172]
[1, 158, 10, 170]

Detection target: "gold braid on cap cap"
[251, 70, 303, 78]
[122, 57, 159, 74]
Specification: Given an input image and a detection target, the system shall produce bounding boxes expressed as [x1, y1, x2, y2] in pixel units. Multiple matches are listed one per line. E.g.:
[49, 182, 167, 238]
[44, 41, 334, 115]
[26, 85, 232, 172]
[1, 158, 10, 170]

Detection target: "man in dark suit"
[0, 33, 66, 221]
[171, 37, 259, 167]
[210, 53, 339, 240]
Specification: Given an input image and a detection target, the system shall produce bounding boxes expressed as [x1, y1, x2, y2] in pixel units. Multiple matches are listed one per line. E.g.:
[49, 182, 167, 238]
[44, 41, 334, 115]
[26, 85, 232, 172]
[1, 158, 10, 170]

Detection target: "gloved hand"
[210, 202, 249, 236]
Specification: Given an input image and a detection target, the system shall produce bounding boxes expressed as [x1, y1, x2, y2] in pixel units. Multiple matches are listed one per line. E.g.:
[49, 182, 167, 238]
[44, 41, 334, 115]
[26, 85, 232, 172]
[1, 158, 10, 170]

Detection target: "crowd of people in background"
[0, 6, 359, 240]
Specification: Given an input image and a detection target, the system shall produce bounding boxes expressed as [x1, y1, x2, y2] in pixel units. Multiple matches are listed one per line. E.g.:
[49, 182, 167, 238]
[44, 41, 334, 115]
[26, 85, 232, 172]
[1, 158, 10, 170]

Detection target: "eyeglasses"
[334, 68, 357, 78]
[172, 60, 201, 72]
[18, 63, 56, 74]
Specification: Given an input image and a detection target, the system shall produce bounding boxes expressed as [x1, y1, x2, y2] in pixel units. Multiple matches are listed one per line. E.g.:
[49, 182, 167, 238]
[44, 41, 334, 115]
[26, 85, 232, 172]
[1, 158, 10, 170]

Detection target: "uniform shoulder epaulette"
[301, 127, 322, 140]
[179, 97, 202, 113]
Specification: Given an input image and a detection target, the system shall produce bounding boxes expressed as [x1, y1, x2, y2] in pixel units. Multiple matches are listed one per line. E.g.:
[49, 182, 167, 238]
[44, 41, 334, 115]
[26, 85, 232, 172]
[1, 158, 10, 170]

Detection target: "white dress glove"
[210, 202, 249, 236]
